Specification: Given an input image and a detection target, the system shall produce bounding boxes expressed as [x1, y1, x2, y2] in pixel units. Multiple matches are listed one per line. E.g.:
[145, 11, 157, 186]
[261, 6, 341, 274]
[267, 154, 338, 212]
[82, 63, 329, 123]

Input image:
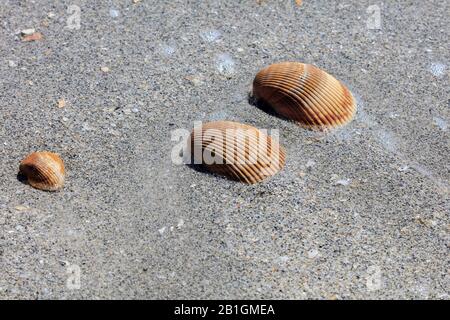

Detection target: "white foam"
[429, 62, 447, 77]
[160, 43, 176, 57]
[200, 29, 221, 42]
[216, 53, 235, 77]
[109, 9, 120, 18]
[433, 117, 448, 131]
[307, 249, 319, 259]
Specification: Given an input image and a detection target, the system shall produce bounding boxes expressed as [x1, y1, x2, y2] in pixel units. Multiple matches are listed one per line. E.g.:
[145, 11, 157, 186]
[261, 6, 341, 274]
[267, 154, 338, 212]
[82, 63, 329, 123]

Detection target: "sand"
[0, 0, 448, 299]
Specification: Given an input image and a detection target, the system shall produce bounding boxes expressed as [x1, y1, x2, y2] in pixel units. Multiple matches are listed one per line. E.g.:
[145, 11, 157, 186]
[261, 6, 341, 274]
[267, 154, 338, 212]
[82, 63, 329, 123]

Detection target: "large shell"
[190, 121, 285, 184]
[19, 152, 65, 191]
[253, 62, 356, 130]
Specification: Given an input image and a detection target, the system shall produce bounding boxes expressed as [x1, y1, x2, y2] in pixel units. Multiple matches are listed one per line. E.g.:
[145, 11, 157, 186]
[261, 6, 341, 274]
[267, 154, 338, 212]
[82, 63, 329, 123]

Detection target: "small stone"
[8, 60, 17, 68]
[158, 226, 166, 235]
[398, 165, 409, 172]
[57, 98, 66, 109]
[327, 294, 339, 300]
[21, 28, 36, 36]
[62, 117, 69, 122]
[415, 216, 437, 228]
[186, 75, 203, 86]
[47, 12, 56, 18]
[335, 178, 351, 186]
[177, 219, 184, 228]
[133, 0, 142, 3]
[15, 205, 30, 212]
[100, 66, 110, 73]
[109, 129, 120, 136]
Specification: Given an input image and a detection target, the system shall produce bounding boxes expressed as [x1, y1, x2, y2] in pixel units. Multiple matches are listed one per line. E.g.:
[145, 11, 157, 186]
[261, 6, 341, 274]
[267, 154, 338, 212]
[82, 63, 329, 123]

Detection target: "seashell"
[21, 32, 43, 42]
[19, 152, 65, 191]
[189, 121, 285, 184]
[252, 62, 356, 130]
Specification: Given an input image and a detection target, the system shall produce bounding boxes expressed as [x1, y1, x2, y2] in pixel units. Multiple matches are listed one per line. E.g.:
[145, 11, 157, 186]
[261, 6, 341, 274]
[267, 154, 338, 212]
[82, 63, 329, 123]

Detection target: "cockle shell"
[19, 152, 65, 191]
[189, 121, 285, 184]
[253, 62, 356, 130]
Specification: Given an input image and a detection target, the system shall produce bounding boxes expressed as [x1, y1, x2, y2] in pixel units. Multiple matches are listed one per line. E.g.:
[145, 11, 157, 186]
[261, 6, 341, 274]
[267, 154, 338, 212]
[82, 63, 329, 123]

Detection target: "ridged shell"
[19, 152, 65, 191]
[190, 121, 285, 184]
[253, 62, 356, 130]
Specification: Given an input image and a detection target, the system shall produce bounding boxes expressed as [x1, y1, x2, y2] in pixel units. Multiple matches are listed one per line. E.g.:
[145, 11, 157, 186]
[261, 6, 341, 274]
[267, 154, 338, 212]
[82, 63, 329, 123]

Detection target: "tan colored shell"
[19, 152, 65, 191]
[21, 32, 43, 42]
[190, 121, 285, 184]
[253, 62, 356, 130]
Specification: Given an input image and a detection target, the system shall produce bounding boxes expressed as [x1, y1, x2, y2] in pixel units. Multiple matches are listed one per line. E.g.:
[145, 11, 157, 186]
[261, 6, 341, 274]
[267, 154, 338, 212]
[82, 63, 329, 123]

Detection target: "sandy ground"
[0, 0, 448, 299]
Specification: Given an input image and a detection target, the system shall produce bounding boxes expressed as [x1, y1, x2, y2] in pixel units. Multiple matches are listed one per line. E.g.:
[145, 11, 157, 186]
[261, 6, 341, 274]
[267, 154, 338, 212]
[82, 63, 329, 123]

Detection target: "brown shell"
[19, 152, 65, 191]
[253, 62, 356, 130]
[21, 32, 43, 42]
[190, 121, 285, 184]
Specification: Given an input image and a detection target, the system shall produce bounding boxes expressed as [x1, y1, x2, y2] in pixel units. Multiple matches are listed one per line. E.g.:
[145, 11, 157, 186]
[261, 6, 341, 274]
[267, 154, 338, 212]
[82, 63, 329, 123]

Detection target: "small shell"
[19, 152, 65, 191]
[21, 32, 43, 42]
[190, 121, 285, 184]
[253, 62, 356, 130]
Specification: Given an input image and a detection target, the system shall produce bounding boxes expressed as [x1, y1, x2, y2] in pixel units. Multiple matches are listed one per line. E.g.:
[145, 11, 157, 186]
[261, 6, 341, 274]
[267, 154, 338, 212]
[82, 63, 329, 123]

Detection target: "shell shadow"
[17, 172, 28, 185]
[247, 92, 288, 121]
[183, 149, 219, 178]
[186, 162, 211, 175]
[186, 162, 241, 183]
